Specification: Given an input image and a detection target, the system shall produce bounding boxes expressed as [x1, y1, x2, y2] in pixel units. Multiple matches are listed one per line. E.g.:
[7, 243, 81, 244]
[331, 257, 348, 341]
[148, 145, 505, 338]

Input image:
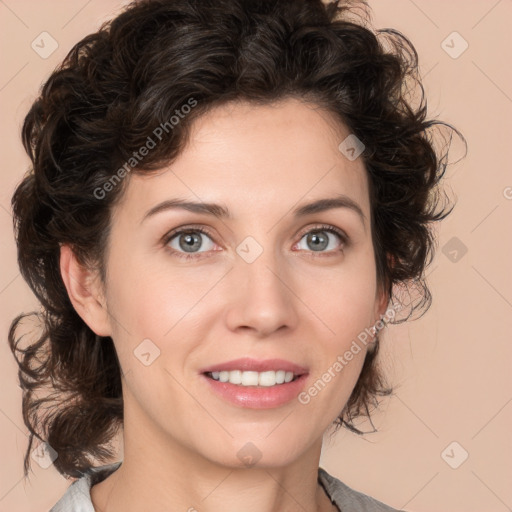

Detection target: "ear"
[59, 244, 112, 337]
[374, 282, 390, 322]
[373, 254, 395, 324]
[368, 280, 391, 346]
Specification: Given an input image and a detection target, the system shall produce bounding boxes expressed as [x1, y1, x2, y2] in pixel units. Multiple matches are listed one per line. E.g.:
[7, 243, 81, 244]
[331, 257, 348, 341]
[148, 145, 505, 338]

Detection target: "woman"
[8, 0, 462, 510]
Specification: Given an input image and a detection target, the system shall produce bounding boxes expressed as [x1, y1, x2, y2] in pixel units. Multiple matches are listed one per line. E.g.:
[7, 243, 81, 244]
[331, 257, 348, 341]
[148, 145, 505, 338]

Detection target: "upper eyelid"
[163, 225, 216, 243]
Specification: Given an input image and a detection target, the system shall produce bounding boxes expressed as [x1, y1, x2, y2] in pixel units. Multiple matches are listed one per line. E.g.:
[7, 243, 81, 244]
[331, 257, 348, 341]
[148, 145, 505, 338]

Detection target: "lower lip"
[201, 373, 309, 409]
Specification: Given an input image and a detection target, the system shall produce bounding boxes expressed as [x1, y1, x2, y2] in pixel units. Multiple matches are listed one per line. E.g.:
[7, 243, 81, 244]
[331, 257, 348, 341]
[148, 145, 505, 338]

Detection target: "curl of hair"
[9, 0, 464, 478]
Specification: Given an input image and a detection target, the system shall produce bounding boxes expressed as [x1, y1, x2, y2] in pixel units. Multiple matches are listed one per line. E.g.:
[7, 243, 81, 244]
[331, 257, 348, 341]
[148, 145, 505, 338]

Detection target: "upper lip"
[200, 358, 308, 375]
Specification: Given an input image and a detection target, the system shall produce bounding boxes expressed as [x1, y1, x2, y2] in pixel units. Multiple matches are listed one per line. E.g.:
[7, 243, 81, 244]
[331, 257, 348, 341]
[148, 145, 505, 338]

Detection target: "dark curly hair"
[8, 0, 464, 480]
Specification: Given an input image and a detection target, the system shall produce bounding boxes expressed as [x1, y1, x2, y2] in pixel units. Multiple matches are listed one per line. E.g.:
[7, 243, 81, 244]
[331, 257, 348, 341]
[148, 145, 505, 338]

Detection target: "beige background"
[1, 1, 511, 511]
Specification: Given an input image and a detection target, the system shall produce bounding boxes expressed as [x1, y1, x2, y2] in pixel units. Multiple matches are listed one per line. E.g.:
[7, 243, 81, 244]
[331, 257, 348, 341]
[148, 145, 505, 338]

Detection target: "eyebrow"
[141, 195, 366, 228]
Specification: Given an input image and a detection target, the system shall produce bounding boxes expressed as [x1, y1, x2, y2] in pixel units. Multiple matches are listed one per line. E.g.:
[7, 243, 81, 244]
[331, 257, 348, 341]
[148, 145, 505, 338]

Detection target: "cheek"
[103, 254, 217, 379]
[105, 251, 197, 334]
[293, 263, 377, 416]
[300, 261, 378, 343]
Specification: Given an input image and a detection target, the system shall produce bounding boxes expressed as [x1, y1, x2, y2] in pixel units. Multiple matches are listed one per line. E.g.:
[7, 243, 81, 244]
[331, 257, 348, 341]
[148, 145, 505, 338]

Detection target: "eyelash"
[162, 224, 348, 261]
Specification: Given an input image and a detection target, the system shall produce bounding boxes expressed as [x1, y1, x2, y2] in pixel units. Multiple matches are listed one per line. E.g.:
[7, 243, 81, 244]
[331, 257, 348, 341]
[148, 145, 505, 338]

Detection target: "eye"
[162, 223, 348, 261]
[163, 226, 217, 260]
[294, 224, 347, 256]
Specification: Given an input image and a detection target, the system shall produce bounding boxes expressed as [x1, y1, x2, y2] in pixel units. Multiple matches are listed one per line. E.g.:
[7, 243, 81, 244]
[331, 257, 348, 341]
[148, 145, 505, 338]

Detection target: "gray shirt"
[50, 462, 403, 511]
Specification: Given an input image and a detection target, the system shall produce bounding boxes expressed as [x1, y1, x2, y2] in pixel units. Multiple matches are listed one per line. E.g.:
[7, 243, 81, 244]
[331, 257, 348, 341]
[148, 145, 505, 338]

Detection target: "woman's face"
[97, 97, 388, 468]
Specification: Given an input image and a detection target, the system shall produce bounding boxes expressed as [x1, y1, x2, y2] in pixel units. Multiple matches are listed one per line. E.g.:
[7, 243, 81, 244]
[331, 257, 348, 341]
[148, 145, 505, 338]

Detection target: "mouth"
[199, 358, 309, 409]
[204, 369, 302, 387]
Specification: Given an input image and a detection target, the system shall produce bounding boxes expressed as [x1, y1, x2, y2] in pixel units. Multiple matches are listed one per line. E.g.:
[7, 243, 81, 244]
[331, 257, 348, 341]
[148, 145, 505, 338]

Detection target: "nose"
[223, 247, 299, 338]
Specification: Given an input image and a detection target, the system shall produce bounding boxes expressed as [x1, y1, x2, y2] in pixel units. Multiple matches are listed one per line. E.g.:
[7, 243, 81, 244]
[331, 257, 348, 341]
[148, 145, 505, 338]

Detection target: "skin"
[60, 97, 389, 512]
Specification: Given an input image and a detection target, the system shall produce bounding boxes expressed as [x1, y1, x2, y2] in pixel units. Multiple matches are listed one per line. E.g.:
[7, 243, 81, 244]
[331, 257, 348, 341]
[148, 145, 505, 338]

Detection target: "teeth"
[208, 370, 297, 386]
[242, 371, 259, 386]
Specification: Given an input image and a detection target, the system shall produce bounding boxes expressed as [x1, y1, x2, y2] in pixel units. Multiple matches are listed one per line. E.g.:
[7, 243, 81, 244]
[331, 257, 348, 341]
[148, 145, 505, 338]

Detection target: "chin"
[195, 431, 315, 470]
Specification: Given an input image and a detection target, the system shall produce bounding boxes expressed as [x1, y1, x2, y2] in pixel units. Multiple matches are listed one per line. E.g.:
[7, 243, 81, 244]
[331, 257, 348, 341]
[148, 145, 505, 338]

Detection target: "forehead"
[115, 97, 370, 224]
